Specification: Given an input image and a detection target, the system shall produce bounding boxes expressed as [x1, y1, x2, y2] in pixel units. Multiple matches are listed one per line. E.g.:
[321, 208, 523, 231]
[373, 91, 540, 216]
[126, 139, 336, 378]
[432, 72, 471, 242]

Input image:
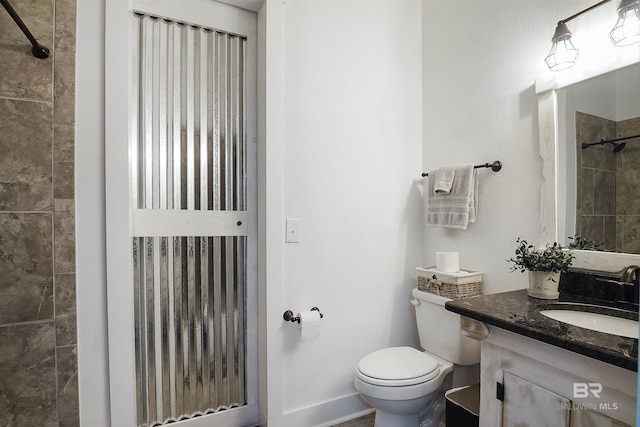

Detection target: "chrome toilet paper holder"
[283, 307, 323, 323]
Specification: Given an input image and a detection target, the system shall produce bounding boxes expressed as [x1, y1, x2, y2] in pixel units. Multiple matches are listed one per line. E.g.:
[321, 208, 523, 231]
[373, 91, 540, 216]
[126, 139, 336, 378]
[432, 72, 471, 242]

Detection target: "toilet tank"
[411, 287, 480, 365]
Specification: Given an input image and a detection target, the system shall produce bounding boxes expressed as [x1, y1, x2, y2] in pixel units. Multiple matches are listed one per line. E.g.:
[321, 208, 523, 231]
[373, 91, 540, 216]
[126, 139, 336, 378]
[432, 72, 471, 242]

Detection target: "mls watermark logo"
[563, 383, 619, 411]
[573, 382, 602, 398]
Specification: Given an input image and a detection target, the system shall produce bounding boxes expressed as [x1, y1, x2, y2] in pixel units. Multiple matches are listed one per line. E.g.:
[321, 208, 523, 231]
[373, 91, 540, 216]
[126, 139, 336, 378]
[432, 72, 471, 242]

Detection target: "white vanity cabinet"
[479, 327, 636, 427]
[502, 372, 571, 426]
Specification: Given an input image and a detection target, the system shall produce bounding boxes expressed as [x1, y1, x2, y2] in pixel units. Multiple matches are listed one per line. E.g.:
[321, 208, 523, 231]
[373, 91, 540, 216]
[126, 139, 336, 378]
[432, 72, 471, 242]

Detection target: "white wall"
[616, 64, 640, 120]
[274, 0, 423, 421]
[420, 0, 632, 295]
[566, 73, 618, 121]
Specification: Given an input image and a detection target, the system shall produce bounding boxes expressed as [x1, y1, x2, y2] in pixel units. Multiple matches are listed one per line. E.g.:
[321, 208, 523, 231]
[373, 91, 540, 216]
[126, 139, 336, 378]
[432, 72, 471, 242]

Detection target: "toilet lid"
[357, 347, 439, 381]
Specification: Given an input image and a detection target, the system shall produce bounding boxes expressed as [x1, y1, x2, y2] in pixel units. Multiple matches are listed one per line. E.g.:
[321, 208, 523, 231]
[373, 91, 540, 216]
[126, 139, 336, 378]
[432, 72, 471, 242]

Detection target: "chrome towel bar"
[422, 160, 502, 177]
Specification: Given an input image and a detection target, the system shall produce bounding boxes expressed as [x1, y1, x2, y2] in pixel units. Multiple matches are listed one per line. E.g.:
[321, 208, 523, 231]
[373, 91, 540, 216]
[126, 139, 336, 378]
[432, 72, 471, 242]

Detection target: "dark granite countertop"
[445, 289, 638, 371]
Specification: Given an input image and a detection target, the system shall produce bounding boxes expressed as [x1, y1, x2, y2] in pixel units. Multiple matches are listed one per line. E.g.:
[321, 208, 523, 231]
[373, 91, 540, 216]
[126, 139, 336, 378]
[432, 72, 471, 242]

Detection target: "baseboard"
[267, 393, 374, 427]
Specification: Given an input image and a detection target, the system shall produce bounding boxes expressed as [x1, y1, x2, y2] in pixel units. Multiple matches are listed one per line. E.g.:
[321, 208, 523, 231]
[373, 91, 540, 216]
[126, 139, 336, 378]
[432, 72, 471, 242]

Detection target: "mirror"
[557, 63, 640, 254]
[536, 56, 640, 271]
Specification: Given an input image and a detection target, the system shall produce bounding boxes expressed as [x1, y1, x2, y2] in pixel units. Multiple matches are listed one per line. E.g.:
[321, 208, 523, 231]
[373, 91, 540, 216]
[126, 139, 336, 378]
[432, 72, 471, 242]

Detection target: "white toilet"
[354, 287, 481, 427]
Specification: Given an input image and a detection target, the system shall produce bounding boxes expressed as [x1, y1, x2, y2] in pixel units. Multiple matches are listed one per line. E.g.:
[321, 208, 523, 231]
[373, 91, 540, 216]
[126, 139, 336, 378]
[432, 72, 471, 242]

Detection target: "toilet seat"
[356, 347, 440, 387]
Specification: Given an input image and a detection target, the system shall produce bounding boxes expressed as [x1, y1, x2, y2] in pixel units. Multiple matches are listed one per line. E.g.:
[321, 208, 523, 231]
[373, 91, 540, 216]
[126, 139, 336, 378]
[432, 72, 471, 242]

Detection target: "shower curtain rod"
[581, 133, 640, 149]
[0, 0, 49, 59]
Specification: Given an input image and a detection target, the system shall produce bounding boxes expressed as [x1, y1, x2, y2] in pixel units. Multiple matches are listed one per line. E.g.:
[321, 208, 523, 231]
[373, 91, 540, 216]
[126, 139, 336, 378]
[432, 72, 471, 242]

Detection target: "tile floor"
[332, 413, 375, 427]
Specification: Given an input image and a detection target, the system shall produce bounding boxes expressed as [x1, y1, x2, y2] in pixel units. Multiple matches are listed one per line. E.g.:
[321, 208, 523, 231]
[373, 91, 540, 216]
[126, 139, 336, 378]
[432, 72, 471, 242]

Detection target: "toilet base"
[357, 369, 454, 427]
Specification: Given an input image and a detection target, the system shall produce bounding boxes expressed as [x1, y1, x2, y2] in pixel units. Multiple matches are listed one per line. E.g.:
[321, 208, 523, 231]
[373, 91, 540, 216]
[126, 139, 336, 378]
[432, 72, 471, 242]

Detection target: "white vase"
[527, 271, 560, 299]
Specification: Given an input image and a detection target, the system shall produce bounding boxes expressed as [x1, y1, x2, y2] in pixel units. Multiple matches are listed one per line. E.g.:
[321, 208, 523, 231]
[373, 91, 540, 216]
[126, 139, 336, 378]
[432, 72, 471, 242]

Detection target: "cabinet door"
[571, 409, 631, 427]
[503, 372, 571, 427]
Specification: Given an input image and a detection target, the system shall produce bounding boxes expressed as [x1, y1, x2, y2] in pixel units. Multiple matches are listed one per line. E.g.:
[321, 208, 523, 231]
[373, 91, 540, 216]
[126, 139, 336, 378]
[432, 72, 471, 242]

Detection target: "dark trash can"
[445, 383, 480, 427]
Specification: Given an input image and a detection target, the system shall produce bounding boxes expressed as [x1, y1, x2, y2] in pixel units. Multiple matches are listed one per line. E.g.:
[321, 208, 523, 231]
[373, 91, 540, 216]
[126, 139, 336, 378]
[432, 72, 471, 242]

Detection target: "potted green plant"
[567, 234, 605, 251]
[507, 237, 574, 299]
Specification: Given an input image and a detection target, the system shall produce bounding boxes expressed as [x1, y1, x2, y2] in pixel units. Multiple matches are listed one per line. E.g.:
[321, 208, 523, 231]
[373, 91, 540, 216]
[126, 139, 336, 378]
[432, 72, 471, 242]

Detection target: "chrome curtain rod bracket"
[0, 0, 50, 59]
[421, 160, 502, 177]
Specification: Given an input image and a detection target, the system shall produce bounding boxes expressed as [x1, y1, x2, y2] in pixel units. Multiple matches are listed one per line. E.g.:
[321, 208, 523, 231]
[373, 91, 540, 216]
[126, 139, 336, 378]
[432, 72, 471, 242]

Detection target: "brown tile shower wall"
[576, 112, 617, 251]
[576, 112, 640, 254]
[0, 0, 78, 425]
[616, 117, 640, 254]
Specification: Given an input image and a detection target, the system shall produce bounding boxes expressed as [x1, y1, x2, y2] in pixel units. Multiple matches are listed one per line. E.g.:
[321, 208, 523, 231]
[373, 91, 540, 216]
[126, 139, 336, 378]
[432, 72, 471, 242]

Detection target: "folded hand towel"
[432, 165, 456, 194]
[425, 164, 477, 229]
[468, 168, 479, 224]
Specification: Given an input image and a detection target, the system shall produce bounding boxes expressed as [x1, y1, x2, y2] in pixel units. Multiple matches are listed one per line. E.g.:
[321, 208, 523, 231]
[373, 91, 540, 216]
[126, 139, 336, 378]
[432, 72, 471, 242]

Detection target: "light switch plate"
[286, 218, 300, 243]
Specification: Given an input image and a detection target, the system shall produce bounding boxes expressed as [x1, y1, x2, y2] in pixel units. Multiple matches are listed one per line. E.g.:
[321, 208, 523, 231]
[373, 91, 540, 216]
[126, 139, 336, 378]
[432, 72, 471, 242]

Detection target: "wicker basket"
[417, 274, 482, 299]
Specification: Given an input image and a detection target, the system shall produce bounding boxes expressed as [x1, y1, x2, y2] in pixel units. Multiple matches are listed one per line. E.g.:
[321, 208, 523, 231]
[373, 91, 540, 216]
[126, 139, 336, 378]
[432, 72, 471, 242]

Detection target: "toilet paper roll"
[436, 252, 460, 273]
[298, 310, 322, 340]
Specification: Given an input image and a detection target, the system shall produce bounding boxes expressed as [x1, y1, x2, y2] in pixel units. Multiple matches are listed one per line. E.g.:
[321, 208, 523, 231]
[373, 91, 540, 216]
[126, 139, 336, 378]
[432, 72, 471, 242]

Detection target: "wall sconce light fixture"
[609, 0, 640, 46]
[545, 0, 640, 71]
[545, 22, 580, 71]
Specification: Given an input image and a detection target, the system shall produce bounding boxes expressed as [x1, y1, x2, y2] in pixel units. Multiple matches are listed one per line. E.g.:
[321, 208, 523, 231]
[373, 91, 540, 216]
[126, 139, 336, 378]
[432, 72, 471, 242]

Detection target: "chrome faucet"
[619, 265, 639, 304]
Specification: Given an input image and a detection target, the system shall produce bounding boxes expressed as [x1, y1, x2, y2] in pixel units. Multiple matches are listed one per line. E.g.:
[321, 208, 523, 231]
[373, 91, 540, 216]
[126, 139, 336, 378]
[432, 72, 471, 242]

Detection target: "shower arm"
[581, 133, 640, 149]
[0, 0, 50, 59]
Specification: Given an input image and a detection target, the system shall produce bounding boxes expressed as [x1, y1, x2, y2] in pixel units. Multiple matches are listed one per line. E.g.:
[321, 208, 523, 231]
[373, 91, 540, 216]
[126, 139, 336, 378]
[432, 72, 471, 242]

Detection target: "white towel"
[425, 164, 478, 229]
[468, 168, 479, 224]
[432, 165, 456, 194]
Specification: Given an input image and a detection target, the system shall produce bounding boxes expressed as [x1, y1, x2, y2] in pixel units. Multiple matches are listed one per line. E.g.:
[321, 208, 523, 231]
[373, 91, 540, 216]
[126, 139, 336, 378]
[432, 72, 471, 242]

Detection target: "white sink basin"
[539, 309, 639, 339]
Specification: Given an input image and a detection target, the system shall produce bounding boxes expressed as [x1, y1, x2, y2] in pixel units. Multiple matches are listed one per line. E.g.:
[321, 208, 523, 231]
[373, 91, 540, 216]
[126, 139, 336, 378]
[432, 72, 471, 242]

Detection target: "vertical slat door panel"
[131, 12, 248, 427]
[132, 236, 248, 425]
[134, 15, 247, 213]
